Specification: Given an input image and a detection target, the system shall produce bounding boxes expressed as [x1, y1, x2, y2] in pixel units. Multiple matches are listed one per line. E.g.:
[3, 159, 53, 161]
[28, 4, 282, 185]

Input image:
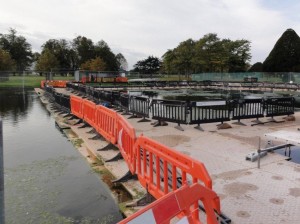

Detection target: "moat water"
[0, 89, 122, 224]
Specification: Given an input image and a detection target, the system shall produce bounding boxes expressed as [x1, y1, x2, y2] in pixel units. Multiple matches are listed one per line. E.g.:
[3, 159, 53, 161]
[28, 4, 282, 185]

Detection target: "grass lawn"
[0, 75, 74, 88]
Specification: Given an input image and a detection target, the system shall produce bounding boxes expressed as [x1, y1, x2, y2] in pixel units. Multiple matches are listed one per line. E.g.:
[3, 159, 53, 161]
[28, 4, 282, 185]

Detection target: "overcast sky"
[1, 0, 300, 69]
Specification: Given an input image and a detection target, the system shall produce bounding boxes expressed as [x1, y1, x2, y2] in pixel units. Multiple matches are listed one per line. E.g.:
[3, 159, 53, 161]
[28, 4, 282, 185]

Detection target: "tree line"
[133, 33, 251, 75]
[0, 28, 128, 72]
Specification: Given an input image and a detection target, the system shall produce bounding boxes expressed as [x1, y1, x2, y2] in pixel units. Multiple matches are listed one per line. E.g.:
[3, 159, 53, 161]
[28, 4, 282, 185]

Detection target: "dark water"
[0, 89, 122, 224]
[275, 146, 300, 163]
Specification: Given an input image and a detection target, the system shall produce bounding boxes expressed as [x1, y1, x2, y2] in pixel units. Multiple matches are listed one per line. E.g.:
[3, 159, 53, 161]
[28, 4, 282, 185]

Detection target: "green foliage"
[80, 56, 107, 71]
[248, 62, 263, 72]
[0, 28, 33, 70]
[72, 36, 95, 67]
[263, 29, 300, 72]
[133, 56, 161, 74]
[161, 33, 251, 74]
[0, 49, 15, 70]
[35, 49, 59, 71]
[94, 40, 119, 71]
[42, 39, 74, 70]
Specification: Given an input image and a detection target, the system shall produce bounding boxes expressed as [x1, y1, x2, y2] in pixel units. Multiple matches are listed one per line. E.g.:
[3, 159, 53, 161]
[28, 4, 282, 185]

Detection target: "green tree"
[0, 49, 15, 70]
[133, 56, 161, 74]
[161, 33, 251, 74]
[35, 49, 59, 71]
[248, 62, 263, 72]
[72, 36, 95, 67]
[0, 28, 33, 70]
[116, 53, 128, 71]
[42, 39, 73, 70]
[263, 28, 300, 72]
[226, 39, 251, 72]
[94, 40, 119, 71]
[173, 39, 196, 75]
[161, 49, 177, 74]
[194, 34, 224, 72]
[80, 57, 107, 71]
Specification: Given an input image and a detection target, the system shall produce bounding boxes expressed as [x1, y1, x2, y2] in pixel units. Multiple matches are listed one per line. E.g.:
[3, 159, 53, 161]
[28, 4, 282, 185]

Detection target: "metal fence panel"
[151, 99, 187, 124]
[129, 96, 150, 118]
[189, 100, 230, 124]
[265, 97, 295, 117]
[231, 98, 264, 120]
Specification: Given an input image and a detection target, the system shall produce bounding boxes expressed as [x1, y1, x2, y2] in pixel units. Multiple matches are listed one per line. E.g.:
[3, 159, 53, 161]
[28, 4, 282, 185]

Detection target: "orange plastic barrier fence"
[135, 135, 214, 198]
[70, 95, 84, 119]
[83, 100, 97, 128]
[41, 80, 45, 88]
[81, 76, 87, 83]
[115, 77, 128, 83]
[118, 183, 220, 224]
[44, 80, 68, 88]
[95, 105, 118, 144]
[117, 113, 136, 174]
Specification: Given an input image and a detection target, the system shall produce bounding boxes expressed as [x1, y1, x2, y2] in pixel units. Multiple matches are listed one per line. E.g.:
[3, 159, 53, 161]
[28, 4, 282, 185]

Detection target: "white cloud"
[1, 0, 300, 69]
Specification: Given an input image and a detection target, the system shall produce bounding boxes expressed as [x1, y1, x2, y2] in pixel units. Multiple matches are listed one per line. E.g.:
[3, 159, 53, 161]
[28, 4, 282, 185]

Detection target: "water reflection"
[0, 89, 32, 126]
[1, 90, 122, 223]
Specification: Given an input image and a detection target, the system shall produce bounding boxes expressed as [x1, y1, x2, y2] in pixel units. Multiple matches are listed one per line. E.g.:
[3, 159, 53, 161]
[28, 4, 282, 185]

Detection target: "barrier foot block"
[121, 111, 131, 116]
[128, 114, 142, 119]
[251, 119, 263, 124]
[251, 122, 265, 126]
[105, 152, 122, 162]
[97, 143, 116, 151]
[86, 128, 96, 134]
[175, 125, 184, 131]
[67, 115, 78, 120]
[126, 193, 155, 207]
[152, 120, 168, 127]
[112, 171, 137, 183]
[79, 123, 91, 128]
[74, 119, 83, 125]
[89, 134, 101, 140]
[63, 113, 71, 118]
[194, 125, 204, 131]
[232, 121, 246, 126]
[57, 111, 66, 115]
[138, 117, 151, 122]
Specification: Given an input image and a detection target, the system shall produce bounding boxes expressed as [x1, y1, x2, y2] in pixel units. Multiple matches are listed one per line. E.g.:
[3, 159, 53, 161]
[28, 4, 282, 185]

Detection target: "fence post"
[0, 120, 4, 224]
[257, 137, 261, 169]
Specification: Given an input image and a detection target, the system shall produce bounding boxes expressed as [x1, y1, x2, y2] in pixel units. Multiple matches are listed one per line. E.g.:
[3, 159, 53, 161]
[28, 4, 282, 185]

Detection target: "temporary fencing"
[118, 183, 220, 224]
[189, 101, 230, 129]
[129, 96, 150, 119]
[151, 99, 187, 127]
[83, 99, 97, 128]
[264, 97, 295, 118]
[95, 105, 118, 144]
[70, 95, 84, 119]
[134, 135, 213, 197]
[230, 98, 264, 122]
[117, 114, 137, 174]
[66, 92, 223, 223]
[42, 80, 68, 88]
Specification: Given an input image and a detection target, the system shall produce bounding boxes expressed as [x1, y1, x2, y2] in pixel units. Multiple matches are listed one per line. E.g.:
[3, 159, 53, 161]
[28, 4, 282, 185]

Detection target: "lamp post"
[0, 120, 4, 224]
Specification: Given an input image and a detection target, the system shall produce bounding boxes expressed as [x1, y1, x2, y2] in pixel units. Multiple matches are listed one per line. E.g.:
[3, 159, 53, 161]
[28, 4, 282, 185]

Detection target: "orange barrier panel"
[118, 183, 220, 224]
[117, 113, 136, 174]
[44, 80, 68, 88]
[70, 95, 84, 119]
[95, 105, 118, 144]
[83, 99, 97, 129]
[115, 77, 128, 83]
[134, 135, 214, 198]
[41, 80, 45, 88]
